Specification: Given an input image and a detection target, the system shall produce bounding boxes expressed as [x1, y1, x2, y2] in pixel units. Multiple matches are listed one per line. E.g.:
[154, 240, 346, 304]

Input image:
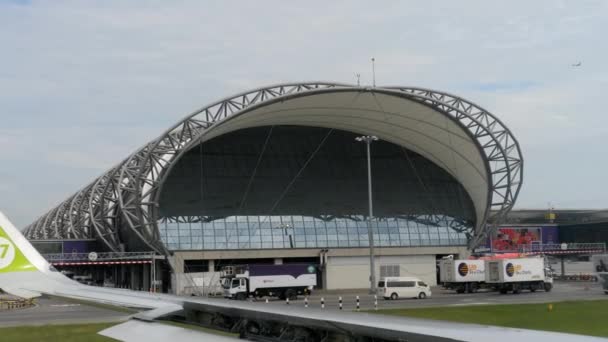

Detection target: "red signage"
[491, 227, 541, 251]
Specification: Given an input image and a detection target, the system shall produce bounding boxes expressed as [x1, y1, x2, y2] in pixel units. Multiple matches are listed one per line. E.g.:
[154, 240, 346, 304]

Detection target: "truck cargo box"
[485, 257, 546, 283]
[439, 259, 485, 283]
[248, 264, 317, 292]
[592, 254, 608, 273]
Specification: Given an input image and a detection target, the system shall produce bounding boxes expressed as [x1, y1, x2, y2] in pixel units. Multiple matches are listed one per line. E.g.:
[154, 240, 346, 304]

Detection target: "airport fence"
[553, 274, 599, 282]
[495, 242, 607, 254]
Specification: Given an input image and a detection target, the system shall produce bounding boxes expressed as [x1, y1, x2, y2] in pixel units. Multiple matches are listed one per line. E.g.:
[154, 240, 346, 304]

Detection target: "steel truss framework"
[23, 82, 523, 253]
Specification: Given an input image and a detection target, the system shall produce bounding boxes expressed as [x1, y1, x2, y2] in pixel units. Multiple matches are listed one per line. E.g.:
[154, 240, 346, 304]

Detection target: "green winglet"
[0, 225, 36, 273]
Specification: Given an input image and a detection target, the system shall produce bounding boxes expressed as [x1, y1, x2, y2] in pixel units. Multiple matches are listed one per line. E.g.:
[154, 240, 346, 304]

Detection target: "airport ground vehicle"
[220, 264, 317, 300]
[73, 274, 94, 285]
[598, 273, 608, 295]
[439, 259, 486, 293]
[378, 277, 432, 300]
[592, 254, 608, 294]
[485, 257, 553, 294]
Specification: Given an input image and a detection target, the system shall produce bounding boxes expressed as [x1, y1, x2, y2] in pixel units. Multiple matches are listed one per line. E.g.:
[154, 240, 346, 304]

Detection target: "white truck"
[592, 254, 608, 295]
[439, 259, 486, 293]
[220, 264, 317, 300]
[485, 257, 553, 294]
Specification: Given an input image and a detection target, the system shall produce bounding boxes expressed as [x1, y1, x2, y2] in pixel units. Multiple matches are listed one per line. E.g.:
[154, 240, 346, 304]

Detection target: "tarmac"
[0, 295, 130, 327]
[239, 282, 608, 311]
[0, 282, 605, 328]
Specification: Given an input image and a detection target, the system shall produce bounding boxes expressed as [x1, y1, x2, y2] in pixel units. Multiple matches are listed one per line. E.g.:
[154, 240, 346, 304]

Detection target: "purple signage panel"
[541, 226, 559, 244]
[63, 240, 91, 254]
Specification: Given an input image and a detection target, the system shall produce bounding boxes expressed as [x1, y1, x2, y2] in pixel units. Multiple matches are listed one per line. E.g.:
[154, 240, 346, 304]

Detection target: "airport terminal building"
[22, 83, 523, 294]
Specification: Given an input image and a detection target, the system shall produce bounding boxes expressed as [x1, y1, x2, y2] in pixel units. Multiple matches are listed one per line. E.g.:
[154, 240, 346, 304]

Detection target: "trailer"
[220, 264, 317, 300]
[591, 254, 608, 295]
[439, 259, 486, 293]
[485, 257, 553, 294]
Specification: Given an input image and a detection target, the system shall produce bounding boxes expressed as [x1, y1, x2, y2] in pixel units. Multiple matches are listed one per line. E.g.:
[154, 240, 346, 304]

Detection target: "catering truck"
[592, 254, 608, 295]
[439, 259, 486, 293]
[220, 264, 317, 300]
[485, 257, 553, 294]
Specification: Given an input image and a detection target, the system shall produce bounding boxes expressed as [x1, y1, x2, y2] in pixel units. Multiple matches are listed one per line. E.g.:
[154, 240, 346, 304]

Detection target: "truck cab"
[591, 254, 608, 295]
[220, 266, 249, 300]
[222, 276, 248, 300]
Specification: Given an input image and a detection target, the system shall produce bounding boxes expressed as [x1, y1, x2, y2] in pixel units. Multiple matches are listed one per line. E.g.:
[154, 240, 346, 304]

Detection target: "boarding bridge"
[520, 242, 606, 255]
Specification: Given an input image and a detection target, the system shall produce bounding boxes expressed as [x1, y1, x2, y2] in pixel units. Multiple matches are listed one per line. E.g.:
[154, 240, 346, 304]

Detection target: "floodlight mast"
[355, 135, 379, 294]
[371, 58, 376, 88]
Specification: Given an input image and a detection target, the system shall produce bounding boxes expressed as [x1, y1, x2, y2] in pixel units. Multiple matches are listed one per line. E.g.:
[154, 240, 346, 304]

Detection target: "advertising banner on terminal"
[487, 226, 559, 252]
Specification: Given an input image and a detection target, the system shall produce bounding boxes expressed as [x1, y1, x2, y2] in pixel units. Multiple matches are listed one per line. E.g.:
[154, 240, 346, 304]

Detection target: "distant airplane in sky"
[572, 61, 582, 67]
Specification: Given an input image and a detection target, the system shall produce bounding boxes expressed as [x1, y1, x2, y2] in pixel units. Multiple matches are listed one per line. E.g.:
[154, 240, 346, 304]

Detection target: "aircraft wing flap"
[180, 298, 608, 342]
[134, 304, 184, 322]
[0, 287, 41, 299]
[99, 320, 238, 342]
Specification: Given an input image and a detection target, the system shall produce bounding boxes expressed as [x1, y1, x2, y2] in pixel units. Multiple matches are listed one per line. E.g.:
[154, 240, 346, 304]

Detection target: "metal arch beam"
[117, 83, 522, 252]
[117, 143, 164, 252]
[68, 183, 96, 239]
[117, 82, 345, 253]
[55, 194, 79, 239]
[41, 205, 61, 239]
[29, 208, 58, 239]
[32, 214, 50, 239]
[26, 82, 523, 252]
[394, 214, 472, 233]
[387, 87, 523, 246]
[51, 201, 66, 239]
[24, 162, 126, 249]
[24, 218, 37, 238]
[147, 87, 516, 247]
[22, 221, 33, 238]
[160, 216, 221, 224]
[67, 190, 86, 238]
[392, 87, 523, 212]
[88, 164, 125, 251]
[27, 216, 45, 239]
[31, 213, 51, 239]
[27, 163, 126, 249]
[23, 170, 118, 245]
[118, 84, 521, 252]
[22, 221, 34, 239]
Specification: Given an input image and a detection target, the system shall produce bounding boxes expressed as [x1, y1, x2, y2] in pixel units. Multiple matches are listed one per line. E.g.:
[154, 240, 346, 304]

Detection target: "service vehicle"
[439, 259, 486, 293]
[485, 257, 553, 294]
[73, 274, 94, 286]
[592, 254, 608, 294]
[220, 264, 317, 300]
[378, 276, 431, 300]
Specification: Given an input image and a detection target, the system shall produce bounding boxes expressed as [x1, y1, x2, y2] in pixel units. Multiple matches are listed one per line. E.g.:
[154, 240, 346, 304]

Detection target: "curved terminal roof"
[23, 83, 523, 253]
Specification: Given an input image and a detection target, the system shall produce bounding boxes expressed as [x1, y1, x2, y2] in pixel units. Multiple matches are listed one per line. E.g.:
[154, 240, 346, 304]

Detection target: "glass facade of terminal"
[158, 215, 468, 251]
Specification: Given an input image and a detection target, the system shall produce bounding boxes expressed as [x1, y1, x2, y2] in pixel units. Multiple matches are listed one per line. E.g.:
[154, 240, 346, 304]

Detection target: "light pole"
[355, 135, 378, 293]
[276, 223, 294, 248]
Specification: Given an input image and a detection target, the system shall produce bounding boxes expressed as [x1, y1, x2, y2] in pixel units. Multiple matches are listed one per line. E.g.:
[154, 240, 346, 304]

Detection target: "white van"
[378, 277, 431, 300]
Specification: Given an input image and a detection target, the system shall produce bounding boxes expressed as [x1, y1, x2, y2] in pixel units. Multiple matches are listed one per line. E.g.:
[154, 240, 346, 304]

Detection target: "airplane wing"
[0, 211, 604, 342]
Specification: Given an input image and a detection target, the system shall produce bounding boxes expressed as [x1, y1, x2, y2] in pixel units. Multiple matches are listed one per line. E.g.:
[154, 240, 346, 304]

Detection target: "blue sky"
[1, 0, 607, 228]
